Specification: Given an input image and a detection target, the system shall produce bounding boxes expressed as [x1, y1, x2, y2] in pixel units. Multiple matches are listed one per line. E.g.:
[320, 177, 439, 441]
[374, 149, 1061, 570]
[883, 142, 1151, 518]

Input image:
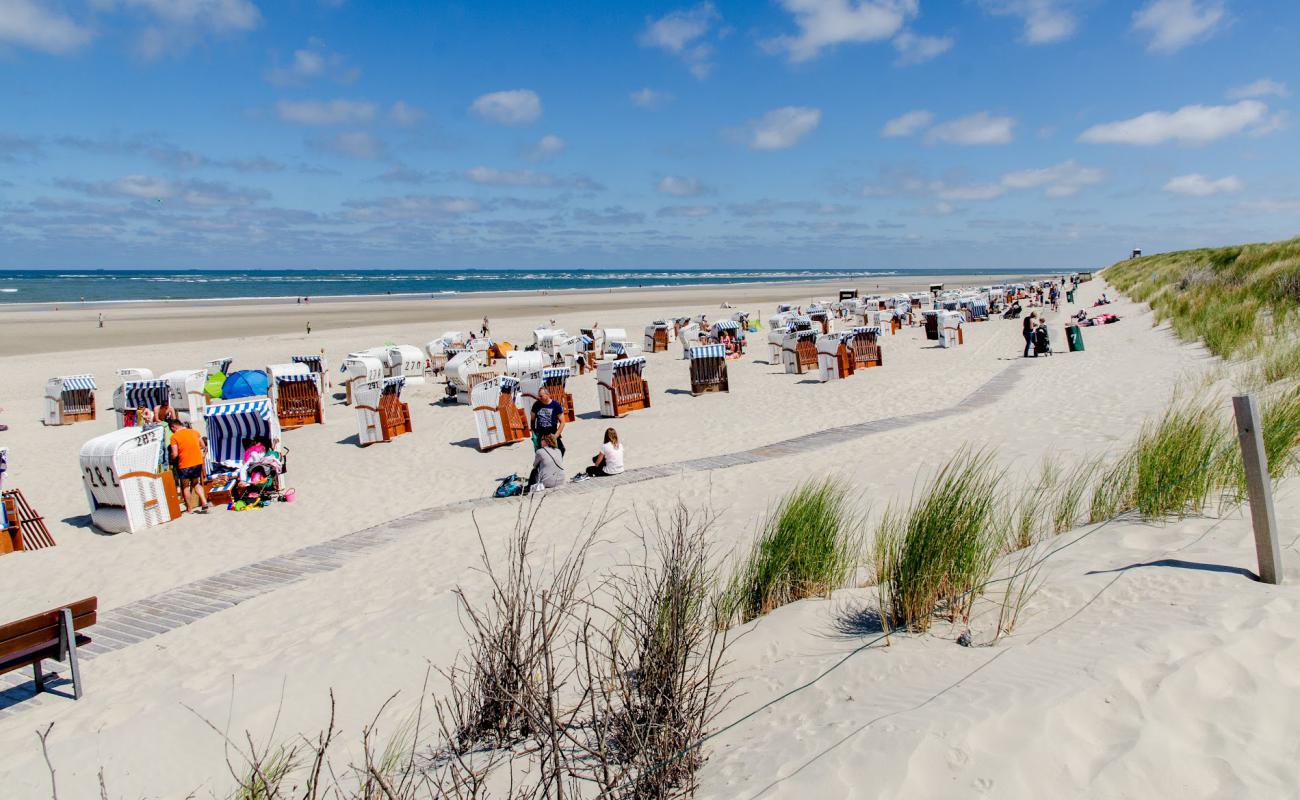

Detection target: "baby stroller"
[1034, 325, 1052, 356]
[1003, 302, 1023, 320]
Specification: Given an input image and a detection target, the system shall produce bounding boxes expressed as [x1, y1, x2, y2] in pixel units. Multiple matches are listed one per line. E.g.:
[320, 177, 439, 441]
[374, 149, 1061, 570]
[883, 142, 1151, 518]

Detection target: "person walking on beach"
[1023, 312, 1038, 358]
[97, 312, 104, 328]
[481, 316, 490, 337]
[168, 418, 210, 513]
[583, 428, 625, 478]
[306, 320, 312, 335]
[530, 386, 567, 454]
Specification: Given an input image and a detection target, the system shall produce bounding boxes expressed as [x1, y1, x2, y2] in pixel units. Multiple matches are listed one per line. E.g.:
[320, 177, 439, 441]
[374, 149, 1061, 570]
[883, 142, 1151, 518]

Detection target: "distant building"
[1131, 248, 1142, 259]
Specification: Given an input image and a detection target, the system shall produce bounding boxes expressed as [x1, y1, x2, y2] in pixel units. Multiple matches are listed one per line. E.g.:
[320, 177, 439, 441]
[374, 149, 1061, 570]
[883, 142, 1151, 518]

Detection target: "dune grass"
[874, 449, 1005, 633]
[724, 479, 861, 626]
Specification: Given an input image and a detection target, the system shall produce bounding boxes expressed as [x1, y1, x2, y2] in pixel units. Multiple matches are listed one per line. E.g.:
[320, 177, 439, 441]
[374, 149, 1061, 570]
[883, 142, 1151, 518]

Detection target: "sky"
[0, 0, 1297, 271]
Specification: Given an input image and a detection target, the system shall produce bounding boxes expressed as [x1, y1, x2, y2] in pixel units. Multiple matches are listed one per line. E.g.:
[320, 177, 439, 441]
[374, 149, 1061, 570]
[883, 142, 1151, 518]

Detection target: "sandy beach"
[1, 274, 1296, 798]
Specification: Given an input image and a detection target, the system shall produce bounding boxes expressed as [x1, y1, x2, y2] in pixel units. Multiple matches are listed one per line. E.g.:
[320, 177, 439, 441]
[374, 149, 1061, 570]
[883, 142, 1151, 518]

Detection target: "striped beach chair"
[688, 344, 729, 395]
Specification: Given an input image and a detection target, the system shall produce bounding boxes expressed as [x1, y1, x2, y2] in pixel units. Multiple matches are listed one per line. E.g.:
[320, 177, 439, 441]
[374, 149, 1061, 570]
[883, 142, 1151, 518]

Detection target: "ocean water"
[0, 268, 1036, 305]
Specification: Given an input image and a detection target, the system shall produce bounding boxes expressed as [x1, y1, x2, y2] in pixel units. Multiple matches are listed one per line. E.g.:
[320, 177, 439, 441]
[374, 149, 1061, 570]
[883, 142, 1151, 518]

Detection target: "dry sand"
[1, 275, 1296, 798]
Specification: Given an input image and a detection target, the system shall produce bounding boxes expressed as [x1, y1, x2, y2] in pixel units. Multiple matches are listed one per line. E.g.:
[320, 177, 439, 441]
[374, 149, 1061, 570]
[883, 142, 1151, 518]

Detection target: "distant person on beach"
[98, 312, 104, 328]
[584, 428, 625, 477]
[481, 316, 490, 337]
[531, 387, 566, 454]
[1022, 312, 1038, 358]
[168, 418, 210, 513]
[526, 434, 565, 492]
[306, 321, 312, 335]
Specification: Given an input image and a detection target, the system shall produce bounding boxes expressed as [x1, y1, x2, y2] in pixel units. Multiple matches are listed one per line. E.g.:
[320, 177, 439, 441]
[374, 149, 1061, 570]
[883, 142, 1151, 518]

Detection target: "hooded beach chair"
[520, 366, 576, 422]
[472, 376, 531, 451]
[816, 334, 856, 381]
[266, 363, 325, 429]
[113, 379, 170, 428]
[710, 320, 745, 358]
[340, 354, 385, 405]
[848, 326, 884, 368]
[688, 344, 729, 395]
[290, 354, 329, 396]
[44, 375, 97, 426]
[80, 426, 182, 534]
[353, 377, 413, 446]
[644, 320, 672, 353]
[781, 329, 820, 375]
[597, 357, 650, 417]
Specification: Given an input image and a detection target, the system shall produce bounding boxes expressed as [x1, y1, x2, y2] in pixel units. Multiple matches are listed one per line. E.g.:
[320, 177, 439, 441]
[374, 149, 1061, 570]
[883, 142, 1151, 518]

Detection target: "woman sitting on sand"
[526, 434, 565, 492]
[584, 428, 625, 478]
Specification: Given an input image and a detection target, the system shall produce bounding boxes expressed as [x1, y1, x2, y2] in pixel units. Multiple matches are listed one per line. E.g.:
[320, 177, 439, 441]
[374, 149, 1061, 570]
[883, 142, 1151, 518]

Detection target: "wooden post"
[1233, 394, 1283, 584]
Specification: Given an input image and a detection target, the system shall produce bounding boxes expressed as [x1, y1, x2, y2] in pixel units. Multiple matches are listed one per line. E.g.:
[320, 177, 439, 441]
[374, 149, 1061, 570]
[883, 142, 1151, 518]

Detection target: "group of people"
[523, 386, 625, 493]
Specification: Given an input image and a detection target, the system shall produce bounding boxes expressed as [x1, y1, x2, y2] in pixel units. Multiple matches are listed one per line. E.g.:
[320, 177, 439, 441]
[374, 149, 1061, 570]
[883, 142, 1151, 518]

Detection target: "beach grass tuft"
[874, 449, 1005, 633]
[724, 479, 861, 625]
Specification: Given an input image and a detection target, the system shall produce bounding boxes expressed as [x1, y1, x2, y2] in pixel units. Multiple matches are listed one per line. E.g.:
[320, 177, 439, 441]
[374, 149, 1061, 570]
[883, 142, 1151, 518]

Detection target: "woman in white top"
[585, 427, 625, 477]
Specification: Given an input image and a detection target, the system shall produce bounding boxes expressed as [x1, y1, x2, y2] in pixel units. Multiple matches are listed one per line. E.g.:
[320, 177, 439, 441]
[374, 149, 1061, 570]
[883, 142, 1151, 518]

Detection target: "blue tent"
[222, 370, 269, 399]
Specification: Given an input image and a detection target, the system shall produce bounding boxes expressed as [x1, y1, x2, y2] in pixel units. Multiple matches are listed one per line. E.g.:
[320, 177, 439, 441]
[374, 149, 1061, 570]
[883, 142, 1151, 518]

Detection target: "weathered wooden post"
[1233, 394, 1283, 584]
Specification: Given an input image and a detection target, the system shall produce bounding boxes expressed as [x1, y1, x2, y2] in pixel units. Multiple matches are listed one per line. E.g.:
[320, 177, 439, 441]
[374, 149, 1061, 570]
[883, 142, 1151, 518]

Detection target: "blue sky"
[1, 0, 1297, 270]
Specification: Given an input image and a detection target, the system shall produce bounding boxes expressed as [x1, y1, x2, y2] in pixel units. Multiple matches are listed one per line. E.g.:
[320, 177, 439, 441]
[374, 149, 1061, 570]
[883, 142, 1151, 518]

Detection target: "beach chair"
[677, 323, 702, 359]
[266, 363, 325, 429]
[354, 377, 413, 446]
[922, 310, 941, 341]
[160, 369, 209, 423]
[472, 376, 532, 451]
[202, 397, 286, 498]
[383, 345, 427, 385]
[520, 367, 576, 422]
[290, 354, 329, 396]
[113, 378, 170, 428]
[816, 334, 856, 381]
[0, 598, 97, 701]
[80, 426, 182, 534]
[644, 321, 672, 353]
[597, 357, 650, 417]
[446, 349, 495, 405]
[205, 358, 234, 377]
[43, 375, 97, 426]
[848, 326, 884, 369]
[603, 328, 640, 357]
[781, 330, 820, 374]
[807, 307, 832, 334]
[340, 354, 385, 405]
[710, 320, 745, 358]
[579, 328, 603, 364]
[939, 311, 965, 348]
[688, 344, 729, 395]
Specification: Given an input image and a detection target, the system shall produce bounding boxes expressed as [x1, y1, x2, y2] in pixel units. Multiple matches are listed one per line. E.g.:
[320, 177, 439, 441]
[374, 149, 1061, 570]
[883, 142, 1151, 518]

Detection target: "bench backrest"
[0, 598, 97, 661]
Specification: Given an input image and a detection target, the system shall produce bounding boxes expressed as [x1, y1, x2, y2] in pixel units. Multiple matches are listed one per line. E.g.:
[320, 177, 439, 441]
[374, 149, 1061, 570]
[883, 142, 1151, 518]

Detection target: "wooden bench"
[0, 597, 96, 700]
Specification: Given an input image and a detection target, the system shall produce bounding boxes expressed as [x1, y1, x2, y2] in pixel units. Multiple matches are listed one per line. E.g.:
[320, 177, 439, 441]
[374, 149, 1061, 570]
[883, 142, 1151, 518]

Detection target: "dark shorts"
[178, 465, 204, 482]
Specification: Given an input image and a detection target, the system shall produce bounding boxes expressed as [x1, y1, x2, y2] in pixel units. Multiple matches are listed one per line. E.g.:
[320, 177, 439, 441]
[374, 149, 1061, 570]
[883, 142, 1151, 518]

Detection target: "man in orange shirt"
[168, 419, 210, 513]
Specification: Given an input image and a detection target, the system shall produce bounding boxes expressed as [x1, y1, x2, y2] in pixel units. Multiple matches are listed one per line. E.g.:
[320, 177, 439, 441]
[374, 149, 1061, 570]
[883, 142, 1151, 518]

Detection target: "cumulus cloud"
[925, 111, 1015, 144]
[1163, 173, 1244, 196]
[1228, 78, 1289, 100]
[465, 166, 560, 188]
[1078, 100, 1269, 145]
[264, 37, 359, 86]
[389, 101, 426, 125]
[526, 134, 566, 161]
[657, 175, 710, 197]
[469, 89, 542, 125]
[276, 99, 376, 125]
[0, 0, 93, 54]
[892, 31, 953, 65]
[999, 160, 1103, 197]
[880, 109, 934, 137]
[863, 159, 1102, 202]
[58, 174, 269, 208]
[637, 3, 721, 79]
[765, 0, 917, 63]
[980, 0, 1077, 44]
[748, 106, 822, 150]
[631, 88, 674, 109]
[312, 131, 385, 159]
[99, 0, 262, 58]
[342, 195, 482, 223]
[1132, 0, 1226, 53]
[657, 205, 717, 218]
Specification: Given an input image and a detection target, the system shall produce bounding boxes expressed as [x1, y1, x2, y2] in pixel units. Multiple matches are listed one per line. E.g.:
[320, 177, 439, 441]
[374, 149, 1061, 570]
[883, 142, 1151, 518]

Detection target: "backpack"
[494, 473, 524, 498]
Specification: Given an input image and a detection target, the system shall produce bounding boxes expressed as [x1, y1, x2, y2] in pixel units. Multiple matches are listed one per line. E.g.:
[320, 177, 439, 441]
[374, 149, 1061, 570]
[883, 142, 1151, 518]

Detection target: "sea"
[0, 268, 1041, 305]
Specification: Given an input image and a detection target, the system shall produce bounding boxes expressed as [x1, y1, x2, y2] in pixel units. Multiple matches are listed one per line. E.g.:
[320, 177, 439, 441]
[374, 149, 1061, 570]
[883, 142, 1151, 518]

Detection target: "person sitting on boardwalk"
[584, 428, 625, 478]
[527, 434, 565, 492]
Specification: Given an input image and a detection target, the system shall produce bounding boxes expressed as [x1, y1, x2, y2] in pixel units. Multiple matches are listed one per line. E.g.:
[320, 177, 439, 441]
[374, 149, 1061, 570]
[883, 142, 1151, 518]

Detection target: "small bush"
[874, 449, 1005, 633]
[724, 479, 861, 625]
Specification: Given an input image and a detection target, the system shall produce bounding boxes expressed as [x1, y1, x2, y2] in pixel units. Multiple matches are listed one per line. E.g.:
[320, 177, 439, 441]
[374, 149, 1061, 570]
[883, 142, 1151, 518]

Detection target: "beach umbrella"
[204, 372, 226, 399]
[222, 370, 269, 399]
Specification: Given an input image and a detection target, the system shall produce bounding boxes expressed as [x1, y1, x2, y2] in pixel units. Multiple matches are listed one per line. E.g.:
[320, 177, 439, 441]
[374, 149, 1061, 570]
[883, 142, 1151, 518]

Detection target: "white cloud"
[1228, 78, 1289, 100]
[314, 131, 384, 159]
[765, 0, 917, 63]
[880, 109, 934, 137]
[638, 3, 721, 79]
[342, 195, 482, 223]
[866, 159, 1103, 203]
[925, 111, 1015, 144]
[1132, 0, 1226, 53]
[657, 205, 717, 218]
[99, 0, 261, 57]
[265, 38, 359, 86]
[748, 106, 822, 150]
[999, 160, 1103, 197]
[0, 0, 93, 54]
[465, 167, 560, 188]
[631, 88, 674, 109]
[526, 134, 566, 161]
[657, 176, 709, 197]
[1078, 100, 1269, 145]
[276, 99, 376, 125]
[981, 1, 1077, 44]
[1163, 173, 1244, 196]
[389, 101, 426, 125]
[469, 89, 542, 125]
[891, 31, 953, 65]
[60, 174, 268, 207]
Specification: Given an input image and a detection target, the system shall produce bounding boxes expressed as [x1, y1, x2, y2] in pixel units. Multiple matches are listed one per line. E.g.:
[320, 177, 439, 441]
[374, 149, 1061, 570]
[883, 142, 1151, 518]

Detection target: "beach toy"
[281, 488, 296, 503]
[204, 372, 226, 399]
[221, 370, 269, 399]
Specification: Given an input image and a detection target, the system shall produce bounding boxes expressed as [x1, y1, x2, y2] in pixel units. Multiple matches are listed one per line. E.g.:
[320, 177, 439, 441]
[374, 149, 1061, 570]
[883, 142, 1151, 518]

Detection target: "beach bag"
[494, 473, 524, 498]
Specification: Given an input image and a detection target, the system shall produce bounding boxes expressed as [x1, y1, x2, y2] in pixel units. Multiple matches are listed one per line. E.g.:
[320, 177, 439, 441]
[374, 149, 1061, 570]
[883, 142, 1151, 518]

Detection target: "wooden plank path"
[0, 360, 1027, 712]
